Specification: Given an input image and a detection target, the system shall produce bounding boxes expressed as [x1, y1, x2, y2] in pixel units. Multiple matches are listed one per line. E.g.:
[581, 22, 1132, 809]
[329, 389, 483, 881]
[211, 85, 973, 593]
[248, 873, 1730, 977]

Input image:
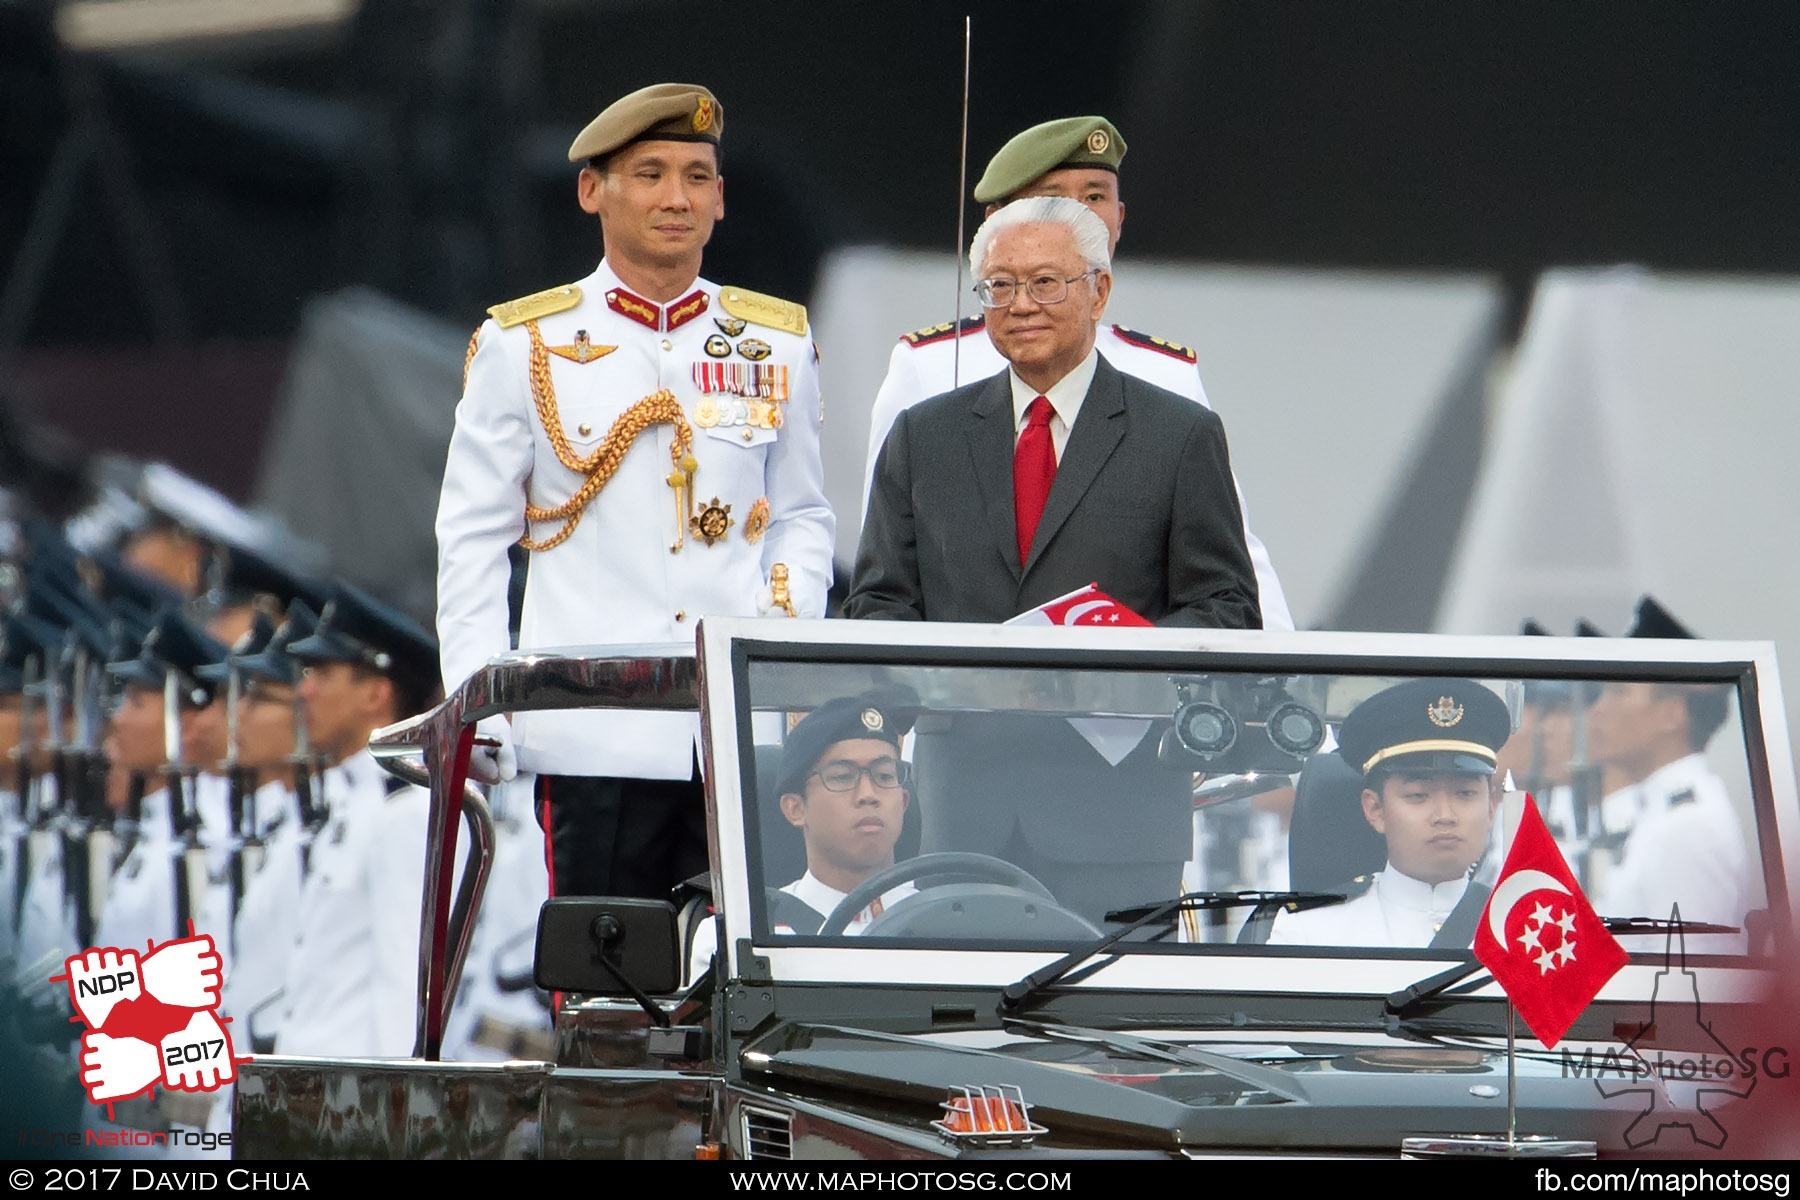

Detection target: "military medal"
[546, 329, 616, 364]
[704, 334, 731, 358]
[743, 497, 771, 544]
[714, 316, 746, 336]
[690, 497, 733, 546]
[736, 337, 771, 361]
[692, 396, 722, 428]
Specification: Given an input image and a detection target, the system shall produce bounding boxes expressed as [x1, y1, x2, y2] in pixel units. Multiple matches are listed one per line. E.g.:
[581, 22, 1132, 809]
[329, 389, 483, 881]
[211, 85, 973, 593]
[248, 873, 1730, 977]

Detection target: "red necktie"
[1014, 395, 1056, 565]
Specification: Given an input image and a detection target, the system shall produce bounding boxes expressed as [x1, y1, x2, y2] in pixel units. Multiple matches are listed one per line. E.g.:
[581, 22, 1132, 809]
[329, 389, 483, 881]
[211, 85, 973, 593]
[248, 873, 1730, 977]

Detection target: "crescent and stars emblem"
[1487, 869, 1579, 975]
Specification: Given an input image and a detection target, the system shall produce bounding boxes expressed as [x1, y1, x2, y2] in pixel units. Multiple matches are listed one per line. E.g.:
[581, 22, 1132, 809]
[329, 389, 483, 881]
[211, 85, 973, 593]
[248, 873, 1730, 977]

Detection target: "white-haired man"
[844, 197, 1257, 920]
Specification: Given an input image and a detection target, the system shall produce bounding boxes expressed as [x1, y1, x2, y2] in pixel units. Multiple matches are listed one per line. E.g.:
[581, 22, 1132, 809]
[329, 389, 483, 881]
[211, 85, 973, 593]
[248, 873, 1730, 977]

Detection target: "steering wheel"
[817, 851, 1082, 937]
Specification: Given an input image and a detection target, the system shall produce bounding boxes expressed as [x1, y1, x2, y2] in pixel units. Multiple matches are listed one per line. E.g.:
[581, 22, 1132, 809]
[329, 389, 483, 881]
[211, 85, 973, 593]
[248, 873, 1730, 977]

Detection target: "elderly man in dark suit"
[844, 195, 1260, 922]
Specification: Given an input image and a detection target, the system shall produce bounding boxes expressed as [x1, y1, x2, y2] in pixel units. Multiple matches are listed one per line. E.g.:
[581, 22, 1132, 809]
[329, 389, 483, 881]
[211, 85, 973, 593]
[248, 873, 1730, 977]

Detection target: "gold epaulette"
[718, 286, 808, 337]
[1112, 324, 1197, 364]
[901, 314, 985, 347]
[487, 283, 582, 328]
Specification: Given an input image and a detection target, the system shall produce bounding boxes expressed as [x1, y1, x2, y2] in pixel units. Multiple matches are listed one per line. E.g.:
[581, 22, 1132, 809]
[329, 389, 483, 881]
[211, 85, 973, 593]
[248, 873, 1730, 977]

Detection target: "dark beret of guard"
[1336, 677, 1513, 781]
[776, 691, 917, 798]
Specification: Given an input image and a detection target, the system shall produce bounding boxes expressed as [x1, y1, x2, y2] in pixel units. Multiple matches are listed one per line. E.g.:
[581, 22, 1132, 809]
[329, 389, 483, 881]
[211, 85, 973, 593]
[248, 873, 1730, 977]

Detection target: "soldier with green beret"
[861, 115, 1292, 631]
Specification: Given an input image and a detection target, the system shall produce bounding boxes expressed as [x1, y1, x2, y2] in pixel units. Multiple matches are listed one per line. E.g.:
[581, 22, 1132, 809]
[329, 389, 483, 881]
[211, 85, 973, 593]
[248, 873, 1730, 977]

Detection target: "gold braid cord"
[462, 328, 481, 389]
[520, 320, 693, 552]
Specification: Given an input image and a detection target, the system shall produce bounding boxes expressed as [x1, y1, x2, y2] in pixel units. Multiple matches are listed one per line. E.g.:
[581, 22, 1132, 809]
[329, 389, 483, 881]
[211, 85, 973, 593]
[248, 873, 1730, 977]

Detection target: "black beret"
[1336, 677, 1513, 780]
[776, 691, 917, 798]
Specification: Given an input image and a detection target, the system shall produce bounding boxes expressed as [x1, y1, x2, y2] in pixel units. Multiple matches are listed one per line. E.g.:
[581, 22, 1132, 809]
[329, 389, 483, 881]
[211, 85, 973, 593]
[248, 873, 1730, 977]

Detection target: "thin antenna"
[952, 15, 972, 388]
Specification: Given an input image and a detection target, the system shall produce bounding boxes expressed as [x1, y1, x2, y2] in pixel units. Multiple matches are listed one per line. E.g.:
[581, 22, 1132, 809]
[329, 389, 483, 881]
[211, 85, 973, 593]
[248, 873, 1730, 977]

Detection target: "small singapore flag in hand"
[1005, 583, 1152, 628]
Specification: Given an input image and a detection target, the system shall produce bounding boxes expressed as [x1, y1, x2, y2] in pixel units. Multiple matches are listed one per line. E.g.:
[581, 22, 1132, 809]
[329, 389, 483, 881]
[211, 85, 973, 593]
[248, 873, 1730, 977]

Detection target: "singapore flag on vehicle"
[1005, 583, 1152, 628]
[1474, 794, 1629, 1048]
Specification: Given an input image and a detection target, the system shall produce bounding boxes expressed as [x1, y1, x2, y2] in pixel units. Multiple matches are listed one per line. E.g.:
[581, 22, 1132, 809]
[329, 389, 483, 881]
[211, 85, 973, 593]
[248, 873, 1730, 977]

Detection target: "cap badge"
[692, 97, 715, 133]
[860, 707, 883, 733]
[690, 497, 734, 546]
[1086, 129, 1110, 154]
[1427, 696, 1465, 728]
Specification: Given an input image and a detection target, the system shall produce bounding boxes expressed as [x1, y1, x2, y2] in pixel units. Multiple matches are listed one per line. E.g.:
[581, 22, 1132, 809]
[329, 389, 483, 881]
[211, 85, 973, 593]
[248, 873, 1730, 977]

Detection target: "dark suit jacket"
[845, 355, 1261, 628]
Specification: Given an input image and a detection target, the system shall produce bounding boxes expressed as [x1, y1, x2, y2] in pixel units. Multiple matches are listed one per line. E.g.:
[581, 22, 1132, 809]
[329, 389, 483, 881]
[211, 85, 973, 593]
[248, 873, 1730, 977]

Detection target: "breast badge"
[704, 334, 732, 358]
[690, 497, 734, 546]
[743, 497, 771, 544]
[546, 329, 616, 364]
[714, 316, 747, 337]
[735, 337, 772, 361]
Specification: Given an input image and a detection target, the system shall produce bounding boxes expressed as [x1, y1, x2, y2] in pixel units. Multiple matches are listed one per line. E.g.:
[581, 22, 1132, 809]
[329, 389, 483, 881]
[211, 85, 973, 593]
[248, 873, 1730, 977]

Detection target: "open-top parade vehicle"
[234, 619, 1797, 1159]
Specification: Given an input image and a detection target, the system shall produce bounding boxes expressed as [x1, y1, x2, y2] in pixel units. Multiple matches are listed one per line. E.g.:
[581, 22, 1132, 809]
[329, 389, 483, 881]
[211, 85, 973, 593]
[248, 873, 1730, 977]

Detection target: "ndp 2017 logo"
[48, 924, 249, 1116]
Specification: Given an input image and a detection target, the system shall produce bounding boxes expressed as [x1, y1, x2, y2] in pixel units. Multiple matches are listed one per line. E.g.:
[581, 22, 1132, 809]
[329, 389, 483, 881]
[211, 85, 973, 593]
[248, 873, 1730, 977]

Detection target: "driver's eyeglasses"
[812, 758, 906, 792]
[974, 270, 1095, 309]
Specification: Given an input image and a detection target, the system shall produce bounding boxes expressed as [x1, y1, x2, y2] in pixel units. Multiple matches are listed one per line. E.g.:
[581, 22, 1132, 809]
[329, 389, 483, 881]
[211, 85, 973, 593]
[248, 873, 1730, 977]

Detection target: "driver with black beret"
[768, 694, 917, 934]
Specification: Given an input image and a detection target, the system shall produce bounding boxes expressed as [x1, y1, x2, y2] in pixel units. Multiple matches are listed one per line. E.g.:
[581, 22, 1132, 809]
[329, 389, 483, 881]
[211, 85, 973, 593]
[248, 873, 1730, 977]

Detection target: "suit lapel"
[1024, 357, 1126, 573]
[966, 372, 1022, 582]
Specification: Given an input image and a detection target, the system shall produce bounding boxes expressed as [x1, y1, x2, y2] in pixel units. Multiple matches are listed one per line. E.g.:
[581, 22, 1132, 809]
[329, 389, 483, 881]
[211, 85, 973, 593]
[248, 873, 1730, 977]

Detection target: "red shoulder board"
[1112, 325, 1197, 364]
[900, 314, 985, 348]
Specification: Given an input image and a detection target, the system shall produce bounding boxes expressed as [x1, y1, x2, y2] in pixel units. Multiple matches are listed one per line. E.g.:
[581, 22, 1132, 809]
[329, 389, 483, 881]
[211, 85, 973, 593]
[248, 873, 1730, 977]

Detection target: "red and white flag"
[1005, 583, 1151, 628]
[1474, 794, 1628, 1048]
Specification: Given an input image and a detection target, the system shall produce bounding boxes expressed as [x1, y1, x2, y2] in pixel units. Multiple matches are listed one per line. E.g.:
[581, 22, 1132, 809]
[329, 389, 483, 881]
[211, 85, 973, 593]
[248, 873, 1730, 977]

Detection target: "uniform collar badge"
[666, 289, 710, 331]
[547, 329, 617, 364]
[605, 287, 661, 329]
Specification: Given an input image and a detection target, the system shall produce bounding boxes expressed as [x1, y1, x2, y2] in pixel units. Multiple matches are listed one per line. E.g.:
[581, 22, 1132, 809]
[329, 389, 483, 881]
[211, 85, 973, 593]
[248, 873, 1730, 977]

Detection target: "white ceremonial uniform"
[221, 780, 304, 1049]
[861, 318, 1294, 631]
[275, 750, 432, 1057]
[1595, 754, 1750, 953]
[441, 775, 553, 1061]
[0, 789, 22, 970]
[12, 777, 78, 988]
[686, 872, 921, 984]
[436, 261, 835, 778]
[1265, 866, 1476, 949]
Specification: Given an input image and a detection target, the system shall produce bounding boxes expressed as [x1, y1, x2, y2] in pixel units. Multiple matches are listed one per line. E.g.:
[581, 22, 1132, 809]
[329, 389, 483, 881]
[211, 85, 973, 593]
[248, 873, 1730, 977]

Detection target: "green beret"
[567, 82, 723, 163]
[972, 116, 1126, 204]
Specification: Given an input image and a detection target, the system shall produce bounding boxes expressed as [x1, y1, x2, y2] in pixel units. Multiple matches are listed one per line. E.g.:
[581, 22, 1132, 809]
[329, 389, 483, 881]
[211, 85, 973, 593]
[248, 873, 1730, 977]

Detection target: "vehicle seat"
[1238, 748, 1386, 945]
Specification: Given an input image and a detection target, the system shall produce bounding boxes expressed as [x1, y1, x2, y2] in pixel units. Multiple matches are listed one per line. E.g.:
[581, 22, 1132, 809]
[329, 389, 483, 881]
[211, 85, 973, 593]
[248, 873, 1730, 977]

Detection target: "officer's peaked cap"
[287, 583, 436, 689]
[1336, 677, 1513, 781]
[106, 607, 229, 707]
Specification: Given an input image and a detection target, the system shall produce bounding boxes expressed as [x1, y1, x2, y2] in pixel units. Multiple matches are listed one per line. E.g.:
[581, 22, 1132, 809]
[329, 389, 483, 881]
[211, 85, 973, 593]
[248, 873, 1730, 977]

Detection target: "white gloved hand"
[755, 586, 777, 616]
[468, 715, 517, 785]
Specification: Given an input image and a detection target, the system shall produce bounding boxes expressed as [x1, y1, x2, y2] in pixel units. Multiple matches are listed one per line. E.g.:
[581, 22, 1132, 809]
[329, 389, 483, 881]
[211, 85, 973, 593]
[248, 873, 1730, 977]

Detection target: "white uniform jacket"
[1266, 866, 1476, 949]
[437, 261, 835, 778]
[862, 317, 1293, 631]
[1595, 754, 1750, 952]
[275, 751, 432, 1057]
[222, 780, 305, 1047]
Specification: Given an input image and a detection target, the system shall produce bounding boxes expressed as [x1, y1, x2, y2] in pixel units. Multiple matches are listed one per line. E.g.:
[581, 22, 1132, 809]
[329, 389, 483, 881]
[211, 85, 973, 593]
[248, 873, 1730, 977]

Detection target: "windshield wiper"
[999, 891, 1346, 1014]
[1384, 915, 1742, 1019]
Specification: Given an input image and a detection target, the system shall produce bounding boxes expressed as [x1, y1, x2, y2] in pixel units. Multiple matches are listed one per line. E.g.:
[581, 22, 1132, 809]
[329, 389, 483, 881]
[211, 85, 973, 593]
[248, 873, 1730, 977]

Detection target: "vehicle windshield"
[725, 649, 1776, 962]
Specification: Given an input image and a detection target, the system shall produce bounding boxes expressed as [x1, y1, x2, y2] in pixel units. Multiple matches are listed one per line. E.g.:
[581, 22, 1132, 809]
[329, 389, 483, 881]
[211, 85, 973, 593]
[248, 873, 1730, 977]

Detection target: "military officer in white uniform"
[435, 82, 833, 901]
[1266, 678, 1513, 949]
[275, 583, 442, 1057]
[1585, 679, 1749, 953]
[859, 116, 1292, 632]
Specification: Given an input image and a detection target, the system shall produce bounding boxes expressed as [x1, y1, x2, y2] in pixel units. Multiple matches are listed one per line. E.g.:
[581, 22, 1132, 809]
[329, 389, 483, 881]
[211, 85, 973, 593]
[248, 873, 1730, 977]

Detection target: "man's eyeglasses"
[974, 270, 1096, 309]
[811, 758, 907, 792]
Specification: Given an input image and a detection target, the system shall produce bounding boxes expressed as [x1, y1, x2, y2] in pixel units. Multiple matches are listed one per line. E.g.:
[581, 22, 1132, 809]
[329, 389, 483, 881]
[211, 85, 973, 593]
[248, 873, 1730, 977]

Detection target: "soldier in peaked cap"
[277, 583, 447, 1057]
[859, 114, 1291, 631]
[436, 80, 833, 904]
[1583, 600, 1748, 951]
[1268, 678, 1513, 949]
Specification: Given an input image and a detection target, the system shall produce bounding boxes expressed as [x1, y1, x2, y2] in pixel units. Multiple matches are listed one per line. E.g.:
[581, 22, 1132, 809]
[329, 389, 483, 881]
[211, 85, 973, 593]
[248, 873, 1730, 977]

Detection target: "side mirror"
[533, 897, 680, 999]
